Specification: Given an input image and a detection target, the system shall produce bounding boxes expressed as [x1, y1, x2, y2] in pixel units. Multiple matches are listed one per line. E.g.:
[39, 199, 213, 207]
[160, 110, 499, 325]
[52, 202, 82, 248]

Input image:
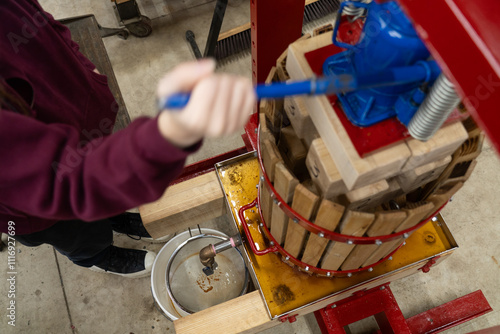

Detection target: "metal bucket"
[151, 228, 249, 321]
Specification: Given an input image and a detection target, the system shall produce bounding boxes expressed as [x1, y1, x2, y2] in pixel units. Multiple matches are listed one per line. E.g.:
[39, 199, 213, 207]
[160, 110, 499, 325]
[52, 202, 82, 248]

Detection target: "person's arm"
[0, 60, 255, 221]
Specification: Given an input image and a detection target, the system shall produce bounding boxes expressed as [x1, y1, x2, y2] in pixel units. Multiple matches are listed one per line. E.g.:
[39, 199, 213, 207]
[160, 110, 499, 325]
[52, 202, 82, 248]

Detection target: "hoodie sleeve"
[0, 109, 199, 221]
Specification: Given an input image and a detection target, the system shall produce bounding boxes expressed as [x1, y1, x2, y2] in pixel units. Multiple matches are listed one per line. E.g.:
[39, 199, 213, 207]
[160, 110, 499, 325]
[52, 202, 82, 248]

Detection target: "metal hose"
[342, 0, 371, 18]
[408, 74, 461, 141]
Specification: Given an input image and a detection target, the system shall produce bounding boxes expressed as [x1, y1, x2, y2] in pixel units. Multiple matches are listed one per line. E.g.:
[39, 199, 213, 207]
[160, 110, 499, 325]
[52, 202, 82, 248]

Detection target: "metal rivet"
[260, 176, 265, 182]
[403, 233, 409, 239]
[380, 286, 385, 290]
[331, 304, 337, 308]
[270, 241, 275, 246]
[431, 217, 438, 222]
[293, 218, 299, 224]
[326, 272, 331, 277]
[285, 256, 290, 261]
[259, 223, 264, 227]
[255, 204, 259, 209]
[318, 232, 325, 238]
[347, 273, 352, 278]
[305, 266, 310, 271]
[375, 240, 382, 246]
[254, 128, 258, 133]
[273, 199, 279, 205]
[368, 267, 373, 272]
[253, 151, 258, 157]
[256, 184, 259, 188]
[402, 242, 406, 246]
[389, 256, 393, 260]
[347, 240, 353, 245]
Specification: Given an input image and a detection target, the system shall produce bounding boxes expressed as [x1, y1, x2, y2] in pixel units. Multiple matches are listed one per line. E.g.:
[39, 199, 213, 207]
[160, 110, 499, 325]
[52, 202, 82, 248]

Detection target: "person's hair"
[0, 80, 31, 116]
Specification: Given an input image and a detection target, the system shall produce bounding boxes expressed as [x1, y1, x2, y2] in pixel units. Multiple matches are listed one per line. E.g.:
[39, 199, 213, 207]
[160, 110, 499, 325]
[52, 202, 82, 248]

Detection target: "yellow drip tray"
[215, 153, 458, 319]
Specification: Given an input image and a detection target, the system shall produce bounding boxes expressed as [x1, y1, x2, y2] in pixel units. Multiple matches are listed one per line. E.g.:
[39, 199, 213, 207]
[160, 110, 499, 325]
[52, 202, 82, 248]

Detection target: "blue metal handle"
[332, 1, 371, 50]
[159, 62, 439, 110]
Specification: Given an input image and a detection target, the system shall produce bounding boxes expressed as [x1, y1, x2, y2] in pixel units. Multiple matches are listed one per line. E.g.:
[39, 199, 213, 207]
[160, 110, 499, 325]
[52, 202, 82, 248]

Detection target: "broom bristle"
[215, 0, 340, 61]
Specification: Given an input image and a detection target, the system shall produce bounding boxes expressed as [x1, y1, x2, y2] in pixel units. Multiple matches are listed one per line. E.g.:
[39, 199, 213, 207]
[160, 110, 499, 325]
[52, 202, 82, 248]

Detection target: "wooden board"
[361, 202, 434, 267]
[259, 113, 276, 144]
[321, 211, 375, 270]
[278, 126, 308, 177]
[270, 163, 299, 244]
[284, 96, 316, 140]
[301, 200, 345, 267]
[402, 122, 468, 172]
[340, 211, 407, 270]
[306, 138, 347, 200]
[286, 32, 411, 190]
[218, 22, 251, 41]
[140, 172, 225, 239]
[442, 160, 477, 186]
[427, 182, 464, 211]
[396, 155, 452, 193]
[284, 184, 320, 258]
[261, 139, 283, 182]
[259, 181, 274, 228]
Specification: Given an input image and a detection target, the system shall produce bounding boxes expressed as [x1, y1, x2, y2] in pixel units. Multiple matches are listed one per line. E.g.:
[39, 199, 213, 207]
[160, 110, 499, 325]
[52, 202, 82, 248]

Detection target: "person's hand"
[157, 60, 255, 148]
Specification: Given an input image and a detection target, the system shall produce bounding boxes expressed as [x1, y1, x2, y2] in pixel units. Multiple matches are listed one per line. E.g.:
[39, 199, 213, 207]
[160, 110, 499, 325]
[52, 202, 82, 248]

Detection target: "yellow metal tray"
[215, 153, 458, 319]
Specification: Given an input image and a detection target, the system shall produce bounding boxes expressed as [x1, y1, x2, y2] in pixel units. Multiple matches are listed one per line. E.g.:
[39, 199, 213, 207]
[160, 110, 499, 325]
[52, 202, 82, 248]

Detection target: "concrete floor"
[1, 0, 499, 333]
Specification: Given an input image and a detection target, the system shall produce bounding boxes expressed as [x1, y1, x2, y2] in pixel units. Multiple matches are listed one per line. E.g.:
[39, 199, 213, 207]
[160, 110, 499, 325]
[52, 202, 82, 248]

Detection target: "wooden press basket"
[247, 29, 484, 278]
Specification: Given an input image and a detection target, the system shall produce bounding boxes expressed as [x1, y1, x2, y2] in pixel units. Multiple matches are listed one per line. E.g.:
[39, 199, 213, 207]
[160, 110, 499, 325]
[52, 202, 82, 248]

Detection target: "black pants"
[14, 218, 114, 268]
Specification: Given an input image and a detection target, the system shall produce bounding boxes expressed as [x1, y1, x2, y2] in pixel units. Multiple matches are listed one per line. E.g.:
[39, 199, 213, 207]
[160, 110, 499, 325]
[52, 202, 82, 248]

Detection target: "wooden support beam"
[140, 172, 225, 239]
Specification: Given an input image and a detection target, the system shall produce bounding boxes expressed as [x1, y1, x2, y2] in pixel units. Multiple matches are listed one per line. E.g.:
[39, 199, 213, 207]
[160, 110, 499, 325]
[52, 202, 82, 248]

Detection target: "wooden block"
[339, 179, 390, 211]
[301, 200, 345, 267]
[140, 172, 225, 239]
[278, 126, 308, 177]
[284, 184, 320, 258]
[276, 48, 290, 81]
[361, 202, 434, 267]
[174, 290, 275, 334]
[402, 122, 468, 172]
[284, 96, 316, 139]
[321, 211, 375, 270]
[340, 211, 407, 270]
[286, 32, 411, 190]
[442, 160, 477, 186]
[306, 138, 347, 200]
[260, 99, 281, 129]
[261, 139, 283, 182]
[396, 155, 452, 193]
[270, 163, 299, 244]
[427, 182, 463, 211]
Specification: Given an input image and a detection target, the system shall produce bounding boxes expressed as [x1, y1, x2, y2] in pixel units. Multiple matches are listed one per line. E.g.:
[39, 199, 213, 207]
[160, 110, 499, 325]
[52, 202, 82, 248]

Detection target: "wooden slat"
[278, 126, 308, 177]
[305, 138, 347, 200]
[283, 184, 320, 258]
[259, 113, 276, 144]
[396, 156, 452, 192]
[284, 96, 316, 139]
[286, 32, 411, 190]
[301, 200, 345, 267]
[402, 122, 468, 172]
[140, 172, 225, 239]
[259, 181, 274, 228]
[174, 291, 276, 334]
[261, 139, 283, 182]
[361, 202, 434, 267]
[427, 182, 463, 211]
[442, 160, 477, 186]
[340, 211, 407, 270]
[321, 211, 375, 270]
[270, 163, 299, 244]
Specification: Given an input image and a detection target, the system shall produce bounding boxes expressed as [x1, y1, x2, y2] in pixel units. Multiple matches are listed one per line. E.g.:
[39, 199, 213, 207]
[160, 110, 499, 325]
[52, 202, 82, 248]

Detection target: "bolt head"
[380, 286, 385, 290]
[293, 218, 299, 224]
[285, 256, 290, 261]
[270, 241, 275, 246]
[402, 241, 406, 246]
[273, 199, 279, 204]
[389, 256, 393, 260]
[305, 266, 309, 271]
[326, 272, 331, 277]
[254, 128, 258, 133]
[259, 223, 264, 227]
[368, 267, 373, 272]
[347, 240, 353, 245]
[375, 240, 382, 245]
[318, 232, 325, 238]
[260, 176, 265, 182]
[431, 217, 438, 222]
[331, 304, 337, 308]
[347, 273, 352, 278]
[403, 233, 409, 239]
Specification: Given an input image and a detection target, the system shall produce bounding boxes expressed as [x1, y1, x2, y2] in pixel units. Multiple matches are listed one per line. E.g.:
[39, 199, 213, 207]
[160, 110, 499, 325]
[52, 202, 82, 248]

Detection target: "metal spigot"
[199, 235, 242, 276]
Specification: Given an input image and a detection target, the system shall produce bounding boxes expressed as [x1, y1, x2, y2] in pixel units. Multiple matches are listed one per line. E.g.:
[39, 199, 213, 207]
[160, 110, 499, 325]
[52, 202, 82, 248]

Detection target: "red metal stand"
[314, 284, 492, 334]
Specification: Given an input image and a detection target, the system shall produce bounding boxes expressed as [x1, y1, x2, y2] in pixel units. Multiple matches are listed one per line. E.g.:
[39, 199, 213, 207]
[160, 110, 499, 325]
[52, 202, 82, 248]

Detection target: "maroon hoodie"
[0, 0, 198, 234]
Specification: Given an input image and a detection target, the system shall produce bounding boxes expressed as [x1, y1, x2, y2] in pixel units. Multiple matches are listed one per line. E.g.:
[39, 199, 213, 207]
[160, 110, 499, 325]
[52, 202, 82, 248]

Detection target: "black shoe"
[109, 213, 172, 243]
[90, 246, 155, 278]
